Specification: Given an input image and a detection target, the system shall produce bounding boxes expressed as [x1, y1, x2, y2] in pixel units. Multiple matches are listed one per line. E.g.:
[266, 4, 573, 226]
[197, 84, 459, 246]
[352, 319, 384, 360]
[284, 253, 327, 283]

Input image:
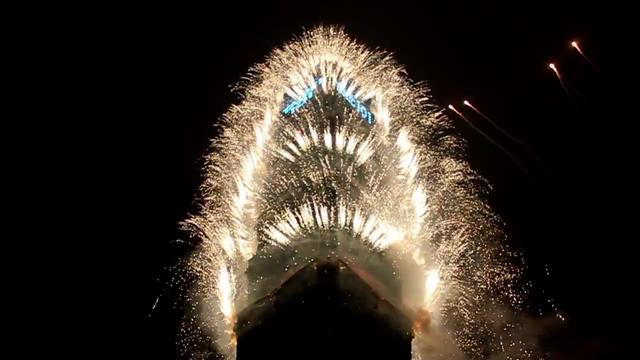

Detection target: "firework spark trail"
[448, 105, 528, 174]
[463, 100, 544, 165]
[571, 40, 603, 75]
[179, 27, 537, 359]
[548, 63, 575, 103]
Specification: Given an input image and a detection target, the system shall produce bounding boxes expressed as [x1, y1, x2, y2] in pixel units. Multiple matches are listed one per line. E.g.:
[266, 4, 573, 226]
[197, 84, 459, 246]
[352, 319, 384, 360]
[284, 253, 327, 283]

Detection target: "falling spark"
[463, 100, 543, 165]
[449, 105, 528, 174]
[148, 296, 160, 318]
[179, 27, 536, 359]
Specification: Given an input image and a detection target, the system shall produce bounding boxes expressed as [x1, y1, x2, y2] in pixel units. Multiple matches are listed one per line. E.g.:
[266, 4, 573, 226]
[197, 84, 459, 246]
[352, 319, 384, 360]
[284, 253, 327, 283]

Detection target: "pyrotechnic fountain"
[179, 26, 533, 359]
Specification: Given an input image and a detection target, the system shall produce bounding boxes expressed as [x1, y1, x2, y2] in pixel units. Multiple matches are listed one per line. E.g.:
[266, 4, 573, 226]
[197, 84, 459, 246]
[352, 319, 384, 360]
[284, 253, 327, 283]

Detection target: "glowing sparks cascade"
[180, 27, 534, 359]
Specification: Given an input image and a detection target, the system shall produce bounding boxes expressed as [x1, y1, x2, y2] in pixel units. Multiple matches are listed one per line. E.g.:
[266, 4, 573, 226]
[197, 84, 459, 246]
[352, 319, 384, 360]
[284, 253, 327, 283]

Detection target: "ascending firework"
[178, 26, 537, 359]
[548, 62, 574, 102]
[571, 40, 599, 71]
[570, 41, 584, 57]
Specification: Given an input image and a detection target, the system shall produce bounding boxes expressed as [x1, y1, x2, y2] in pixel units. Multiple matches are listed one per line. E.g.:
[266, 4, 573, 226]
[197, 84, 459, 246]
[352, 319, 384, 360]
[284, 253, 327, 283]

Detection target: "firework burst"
[178, 26, 535, 359]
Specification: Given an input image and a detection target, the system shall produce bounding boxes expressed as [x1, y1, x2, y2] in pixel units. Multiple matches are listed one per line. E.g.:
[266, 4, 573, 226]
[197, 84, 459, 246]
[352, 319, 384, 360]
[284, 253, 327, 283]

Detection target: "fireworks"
[463, 100, 543, 165]
[180, 26, 535, 359]
[448, 104, 528, 174]
[548, 62, 573, 101]
[571, 39, 601, 75]
[570, 41, 582, 54]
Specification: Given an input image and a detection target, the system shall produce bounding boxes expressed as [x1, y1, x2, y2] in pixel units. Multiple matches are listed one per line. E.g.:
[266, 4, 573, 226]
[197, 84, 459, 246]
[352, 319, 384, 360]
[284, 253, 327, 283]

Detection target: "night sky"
[119, 2, 630, 358]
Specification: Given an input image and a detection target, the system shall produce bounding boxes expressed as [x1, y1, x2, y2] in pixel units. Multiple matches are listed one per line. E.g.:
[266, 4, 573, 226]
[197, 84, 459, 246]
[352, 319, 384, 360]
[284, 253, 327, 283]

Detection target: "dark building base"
[236, 261, 413, 360]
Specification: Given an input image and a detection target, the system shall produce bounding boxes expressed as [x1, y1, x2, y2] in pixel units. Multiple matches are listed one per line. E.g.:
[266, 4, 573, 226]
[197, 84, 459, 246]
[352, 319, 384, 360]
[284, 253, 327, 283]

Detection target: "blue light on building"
[336, 82, 374, 125]
[281, 78, 375, 124]
[282, 85, 316, 115]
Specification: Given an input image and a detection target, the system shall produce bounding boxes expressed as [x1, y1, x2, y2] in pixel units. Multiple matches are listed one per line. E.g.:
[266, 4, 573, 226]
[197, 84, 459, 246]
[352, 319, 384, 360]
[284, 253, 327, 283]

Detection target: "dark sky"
[119, 2, 631, 358]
